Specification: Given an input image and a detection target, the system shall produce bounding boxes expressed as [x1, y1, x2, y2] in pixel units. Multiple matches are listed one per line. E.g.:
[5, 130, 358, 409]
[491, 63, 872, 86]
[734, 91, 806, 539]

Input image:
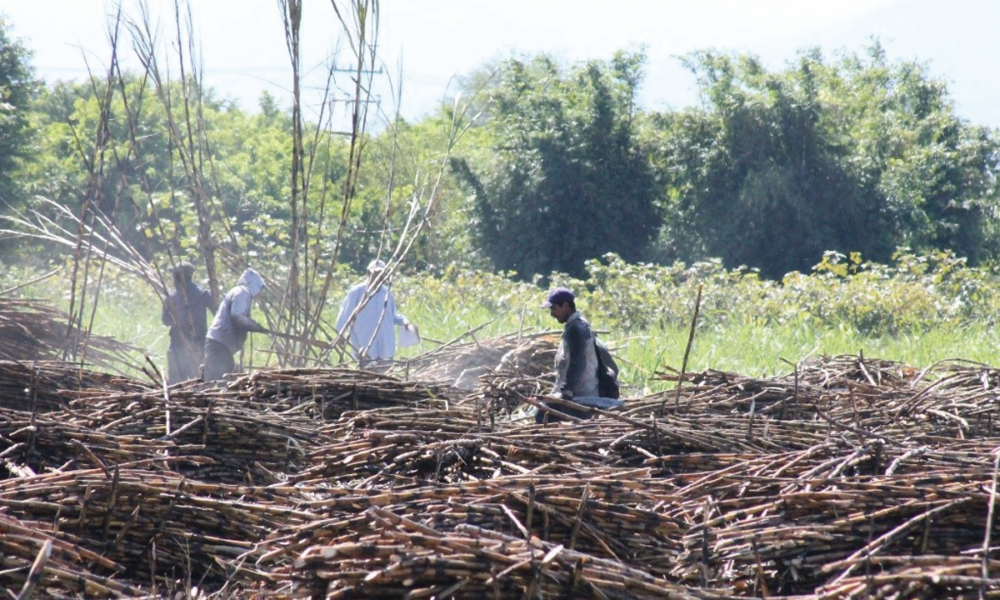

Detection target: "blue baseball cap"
[541, 287, 574, 308]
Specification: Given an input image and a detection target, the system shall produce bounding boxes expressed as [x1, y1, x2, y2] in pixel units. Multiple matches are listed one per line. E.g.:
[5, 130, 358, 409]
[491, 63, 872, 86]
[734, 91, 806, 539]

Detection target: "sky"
[3, 0, 999, 130]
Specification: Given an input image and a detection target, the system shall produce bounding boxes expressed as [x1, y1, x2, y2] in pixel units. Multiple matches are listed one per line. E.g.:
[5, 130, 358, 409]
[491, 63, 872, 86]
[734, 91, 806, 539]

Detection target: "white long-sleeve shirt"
[335, 282, 408, 361]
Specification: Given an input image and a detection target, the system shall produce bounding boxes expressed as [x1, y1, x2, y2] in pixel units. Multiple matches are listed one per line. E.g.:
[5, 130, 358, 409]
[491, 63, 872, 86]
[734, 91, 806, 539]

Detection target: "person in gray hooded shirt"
[203, 268, 268, 382]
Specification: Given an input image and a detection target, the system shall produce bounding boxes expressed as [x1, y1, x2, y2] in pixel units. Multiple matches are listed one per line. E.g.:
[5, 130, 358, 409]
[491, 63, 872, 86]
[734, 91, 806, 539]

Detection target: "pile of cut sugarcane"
[404, 330, 558, 390]
[5, 348, 1000, 599]
[0, 298, 143, 372]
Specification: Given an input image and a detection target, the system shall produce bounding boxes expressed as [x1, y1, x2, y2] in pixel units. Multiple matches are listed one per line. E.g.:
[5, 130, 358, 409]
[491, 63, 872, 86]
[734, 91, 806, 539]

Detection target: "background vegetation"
[4, 248, 999, 395]
[1, 4, 999, 385]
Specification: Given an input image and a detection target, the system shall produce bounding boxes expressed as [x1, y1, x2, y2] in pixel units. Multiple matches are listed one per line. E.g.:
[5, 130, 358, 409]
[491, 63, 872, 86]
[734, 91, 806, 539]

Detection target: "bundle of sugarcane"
[722, 477, 996, 595]
[489, 407, 839, 468]
[286, 504, 726, 600]
[923, 359, 1000, 390]
[476, 368, 556, 414]
[0, 467, 315, 588]
[336, 404, 488, 436]
[642, 365, 914, 424]
[815, 555, 1000, 599]
[200, 471, 687, 591]
[885, 361, 1000, 428]
[0, 405, 195, 476]
[657, 353, 918, 394]
[325, 410, 718, 478]
[0, 512, 146, 599]
[0, 298, 145, 372]
[640, 371, 833, 423]
[619, 395, 895, 456]
[0, 359, 150, 413]
[48, 385, 334, 484]
[605, 410, 837, 458]
[222, 367, 462, 420]
[261, 473, 684, 585]
[631, 357, 1000, 443]
[404, 331, 558, 390]
[665, 439, 1000, 509]
[665, 453, 1000, 595]
[795, 354, 921, 389]
[290, 424, 635, 489]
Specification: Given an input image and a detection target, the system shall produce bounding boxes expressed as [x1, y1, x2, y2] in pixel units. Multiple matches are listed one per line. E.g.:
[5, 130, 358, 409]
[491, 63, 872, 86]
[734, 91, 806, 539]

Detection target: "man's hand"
[232, 313, 268, 335]
[406, 323, 420, 337]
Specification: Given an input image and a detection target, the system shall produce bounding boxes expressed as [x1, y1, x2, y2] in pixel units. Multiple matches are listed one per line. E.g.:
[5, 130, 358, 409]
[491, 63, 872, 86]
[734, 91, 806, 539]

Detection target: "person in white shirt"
[335, 259, 418, 370]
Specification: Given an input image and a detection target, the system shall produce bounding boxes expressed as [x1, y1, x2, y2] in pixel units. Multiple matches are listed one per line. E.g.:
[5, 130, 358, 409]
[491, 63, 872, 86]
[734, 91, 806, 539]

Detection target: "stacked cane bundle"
[289, 506, 727, 600]
[0, 360, 149, 412]
[5, 349, 1000, 599]
[0, 298, 144, 372]
[405, 331, 558, 390]
[0, 468, 315, 591]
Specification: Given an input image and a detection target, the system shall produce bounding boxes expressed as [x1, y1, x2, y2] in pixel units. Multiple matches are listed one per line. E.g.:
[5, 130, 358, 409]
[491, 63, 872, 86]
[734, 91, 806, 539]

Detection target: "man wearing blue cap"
[538, 286, 601, 422]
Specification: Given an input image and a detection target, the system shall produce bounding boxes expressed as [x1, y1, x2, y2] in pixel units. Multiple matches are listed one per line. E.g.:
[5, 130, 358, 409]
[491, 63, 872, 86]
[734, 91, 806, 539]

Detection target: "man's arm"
[202, 288, 216, 314]
[232, 313, 268, 333]
[161, 297, 174, 327]
[230, 290, 268, 334]
[336, 286, 363, 332]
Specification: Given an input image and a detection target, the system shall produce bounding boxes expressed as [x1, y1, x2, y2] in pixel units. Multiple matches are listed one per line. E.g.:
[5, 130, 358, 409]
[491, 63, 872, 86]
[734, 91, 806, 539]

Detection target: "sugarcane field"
[5, 1, 1000, 598]
[4, 283, 1000, 600]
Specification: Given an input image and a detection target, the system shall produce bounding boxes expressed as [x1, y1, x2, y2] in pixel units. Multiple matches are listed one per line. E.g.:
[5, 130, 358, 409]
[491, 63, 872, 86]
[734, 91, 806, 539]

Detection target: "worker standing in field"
[335, 259, 418, 372]
[536, 286, 620, 423]
[203, 268, 268, 382]
[161, 261, 215, 384]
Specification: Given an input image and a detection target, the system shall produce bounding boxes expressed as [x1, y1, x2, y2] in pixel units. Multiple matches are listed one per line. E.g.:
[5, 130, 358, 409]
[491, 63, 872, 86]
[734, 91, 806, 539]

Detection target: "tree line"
[1, 14, 998, 283]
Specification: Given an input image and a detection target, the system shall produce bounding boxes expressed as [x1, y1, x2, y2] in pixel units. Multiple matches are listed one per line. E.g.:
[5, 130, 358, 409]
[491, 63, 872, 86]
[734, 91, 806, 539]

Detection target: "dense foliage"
[17, 77, 306, 263]
[3, 4, 1000, 292]
[0, 16, 36, 208]
[450, 52, 660, 280]
[647, 45, 1000, 278]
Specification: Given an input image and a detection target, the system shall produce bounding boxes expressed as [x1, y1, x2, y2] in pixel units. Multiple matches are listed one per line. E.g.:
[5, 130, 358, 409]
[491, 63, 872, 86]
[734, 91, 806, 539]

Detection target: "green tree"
[21, 76, 303, 265]
[451, 51, 661, 280]
[649, 45, 1000, 278]
[0, 15, 37, 211]
[649, 51, 891, 279]
[823, 44, 1000, 263]
[342, 111, 495, 274]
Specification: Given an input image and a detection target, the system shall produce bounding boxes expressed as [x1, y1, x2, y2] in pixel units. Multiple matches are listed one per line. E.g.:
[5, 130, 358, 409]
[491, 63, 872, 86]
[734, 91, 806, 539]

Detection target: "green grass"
[614, 320, 1000, 394]
[7, 263, 1000, 386]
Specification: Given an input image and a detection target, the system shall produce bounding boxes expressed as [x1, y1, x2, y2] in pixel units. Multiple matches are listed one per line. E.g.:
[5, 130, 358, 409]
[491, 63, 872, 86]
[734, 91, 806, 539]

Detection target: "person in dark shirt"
[536, 287, 599, 423]
[161, 262, 214, 384]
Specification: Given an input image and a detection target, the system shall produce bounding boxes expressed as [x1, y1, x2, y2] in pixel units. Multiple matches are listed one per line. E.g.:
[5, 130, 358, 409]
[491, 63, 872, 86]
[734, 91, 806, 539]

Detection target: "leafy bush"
[563, 249, 1000, 337]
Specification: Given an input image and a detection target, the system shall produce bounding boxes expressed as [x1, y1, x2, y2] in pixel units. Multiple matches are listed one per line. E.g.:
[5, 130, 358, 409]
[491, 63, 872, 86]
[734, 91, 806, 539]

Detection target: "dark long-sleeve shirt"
[162, 282, 214, 348]
[553, 311, 599, 398]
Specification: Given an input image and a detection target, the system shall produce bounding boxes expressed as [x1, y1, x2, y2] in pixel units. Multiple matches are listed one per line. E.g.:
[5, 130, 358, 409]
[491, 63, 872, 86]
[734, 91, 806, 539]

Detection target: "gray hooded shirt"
[206, 268, 265, 353]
